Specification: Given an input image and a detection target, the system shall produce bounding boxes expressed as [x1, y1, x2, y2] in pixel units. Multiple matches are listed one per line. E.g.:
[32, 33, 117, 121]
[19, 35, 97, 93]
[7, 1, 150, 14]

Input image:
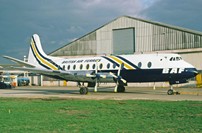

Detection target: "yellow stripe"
[109, 56, 134, 70]
[31, 39, 58, 70]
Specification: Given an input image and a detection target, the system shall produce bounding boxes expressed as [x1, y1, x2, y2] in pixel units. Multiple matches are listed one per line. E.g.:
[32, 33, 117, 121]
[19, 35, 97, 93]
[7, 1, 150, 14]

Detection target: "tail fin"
[28, 34, 61, 70]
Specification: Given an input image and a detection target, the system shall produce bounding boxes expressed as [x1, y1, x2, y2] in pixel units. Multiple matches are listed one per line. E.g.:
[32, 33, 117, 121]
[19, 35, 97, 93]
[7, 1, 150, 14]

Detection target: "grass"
[0, 98, 201, 133]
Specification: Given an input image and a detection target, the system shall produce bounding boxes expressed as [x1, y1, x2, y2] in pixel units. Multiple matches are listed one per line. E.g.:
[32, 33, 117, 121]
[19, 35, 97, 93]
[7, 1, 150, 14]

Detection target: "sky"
[0, 0, 202, 64]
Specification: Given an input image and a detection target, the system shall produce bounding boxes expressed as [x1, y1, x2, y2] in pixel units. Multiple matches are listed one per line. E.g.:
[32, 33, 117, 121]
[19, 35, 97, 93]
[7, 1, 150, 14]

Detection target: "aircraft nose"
[186, 68, 198, 77]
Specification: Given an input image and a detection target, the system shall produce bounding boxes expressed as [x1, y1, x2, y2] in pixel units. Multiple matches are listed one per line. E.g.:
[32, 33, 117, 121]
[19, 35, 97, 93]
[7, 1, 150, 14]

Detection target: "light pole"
[23, 55, 28, 77]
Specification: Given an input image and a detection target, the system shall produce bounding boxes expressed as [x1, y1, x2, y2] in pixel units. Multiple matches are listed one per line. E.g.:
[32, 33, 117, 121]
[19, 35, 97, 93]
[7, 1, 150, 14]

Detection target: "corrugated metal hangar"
[50, 16, 202, 71]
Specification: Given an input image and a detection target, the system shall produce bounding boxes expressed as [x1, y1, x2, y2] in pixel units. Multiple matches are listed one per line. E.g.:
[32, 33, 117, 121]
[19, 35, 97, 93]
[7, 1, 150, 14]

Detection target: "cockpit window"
[170, 57, 182, 61]
[176, 57, 182, 61]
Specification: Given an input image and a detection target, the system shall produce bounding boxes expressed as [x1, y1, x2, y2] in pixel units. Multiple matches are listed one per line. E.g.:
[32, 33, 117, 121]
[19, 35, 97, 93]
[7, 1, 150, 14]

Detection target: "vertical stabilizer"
[28, 34, 61, 70]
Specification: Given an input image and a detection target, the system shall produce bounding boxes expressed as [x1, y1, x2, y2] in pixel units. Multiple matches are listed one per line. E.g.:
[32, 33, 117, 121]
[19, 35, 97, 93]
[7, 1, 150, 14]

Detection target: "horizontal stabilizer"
[3, 55, 35, 68]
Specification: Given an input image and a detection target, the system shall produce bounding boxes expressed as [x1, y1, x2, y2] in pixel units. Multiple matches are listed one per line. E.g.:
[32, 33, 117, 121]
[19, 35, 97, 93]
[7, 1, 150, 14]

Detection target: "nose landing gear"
[167, 85, 180, 95]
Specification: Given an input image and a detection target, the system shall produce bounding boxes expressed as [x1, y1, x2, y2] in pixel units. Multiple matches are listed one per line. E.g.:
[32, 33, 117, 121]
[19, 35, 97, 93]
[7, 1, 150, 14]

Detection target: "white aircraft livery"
[4, 34, 198, 95]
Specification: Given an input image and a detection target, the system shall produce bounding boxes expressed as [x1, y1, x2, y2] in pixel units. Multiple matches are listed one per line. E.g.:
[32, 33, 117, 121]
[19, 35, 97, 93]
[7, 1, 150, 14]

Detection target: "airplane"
[3, 34, 198, 95]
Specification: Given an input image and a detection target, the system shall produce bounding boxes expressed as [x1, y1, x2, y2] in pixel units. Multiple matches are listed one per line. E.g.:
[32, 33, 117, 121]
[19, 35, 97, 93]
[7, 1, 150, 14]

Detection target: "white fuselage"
[42, 53, 196, 84]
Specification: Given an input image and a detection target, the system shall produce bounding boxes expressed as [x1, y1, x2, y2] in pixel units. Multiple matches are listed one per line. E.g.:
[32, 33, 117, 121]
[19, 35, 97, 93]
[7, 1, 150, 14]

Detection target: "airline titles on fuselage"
[62, 59, 101, 64]
[162, 68, 184, 74]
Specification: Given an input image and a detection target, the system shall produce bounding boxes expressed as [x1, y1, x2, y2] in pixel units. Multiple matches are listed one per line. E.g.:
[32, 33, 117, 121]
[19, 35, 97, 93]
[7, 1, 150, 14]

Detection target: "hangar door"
[113, 28, 135, 55]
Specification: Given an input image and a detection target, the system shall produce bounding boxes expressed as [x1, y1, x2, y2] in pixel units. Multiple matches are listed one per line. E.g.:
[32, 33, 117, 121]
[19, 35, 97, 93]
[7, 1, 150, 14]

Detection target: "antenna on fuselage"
[156, 52, 159, 56]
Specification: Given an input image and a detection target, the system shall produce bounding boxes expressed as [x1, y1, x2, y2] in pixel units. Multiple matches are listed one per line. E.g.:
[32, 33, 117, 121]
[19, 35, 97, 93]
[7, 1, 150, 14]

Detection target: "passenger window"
[73, 65, 76, 70]
[92, 64, 96, 69]
[63, 65, 65, 70]
[107, 63, 110, 69]
[99, 63, 103, 70]
[80, 64, 83, 70]
[147, 62, 152, 68]
[86, 64, 89, 70]
[67, 65, 70, 70]
[113, 63, 116, 69]
[138, 62, 142, 68]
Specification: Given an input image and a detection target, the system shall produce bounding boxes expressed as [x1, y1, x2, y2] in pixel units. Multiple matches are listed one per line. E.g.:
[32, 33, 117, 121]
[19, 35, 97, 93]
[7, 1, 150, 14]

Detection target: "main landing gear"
[77, 82, 89, 95]
[78, 82, 126, 95]
[79, 86, 88, 95]
[117, 85, 125, 93]
[110, 63, 127, 93]
[79, 85, 126, 94]
[80, 63, 127, 95]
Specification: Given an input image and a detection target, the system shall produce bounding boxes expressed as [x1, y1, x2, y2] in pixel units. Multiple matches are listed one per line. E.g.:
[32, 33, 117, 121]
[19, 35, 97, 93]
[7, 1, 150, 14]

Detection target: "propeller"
[109, 63, 127, 92]
[86, 61, 106, 92]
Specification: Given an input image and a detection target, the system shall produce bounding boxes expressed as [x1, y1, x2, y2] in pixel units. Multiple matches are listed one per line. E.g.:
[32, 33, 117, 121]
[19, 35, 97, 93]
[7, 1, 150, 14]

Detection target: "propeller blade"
[117, 66, 121, 76]
[117, 63, 124, 76]
[121, 78, 127, 84]
[109, 72, 118, 78]
[95, 60, 98, 74]
[110, 63, 127, 92]
[100, 75, 106, 78]
[86, 74, 96, 78]
[94, 78, 98, 92]
[114, 82, 118, 92]
[120, 63, 124, 69]
[110, 72, 126, 83]
[87, 61, 107, 93]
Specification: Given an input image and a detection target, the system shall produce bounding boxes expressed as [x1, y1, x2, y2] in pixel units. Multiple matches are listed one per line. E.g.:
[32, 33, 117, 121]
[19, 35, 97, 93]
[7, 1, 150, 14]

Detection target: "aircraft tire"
[167, 89, 174, 95]
[79, 87, 88, 95]
[117, 86, 125, 93]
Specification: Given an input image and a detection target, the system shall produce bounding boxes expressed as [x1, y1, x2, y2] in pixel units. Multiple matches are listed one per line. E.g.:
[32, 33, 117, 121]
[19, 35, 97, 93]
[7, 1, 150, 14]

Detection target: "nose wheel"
[167, 89, 174, 95]
[167, 85, 174, 95]
[167, 85, 180, 95]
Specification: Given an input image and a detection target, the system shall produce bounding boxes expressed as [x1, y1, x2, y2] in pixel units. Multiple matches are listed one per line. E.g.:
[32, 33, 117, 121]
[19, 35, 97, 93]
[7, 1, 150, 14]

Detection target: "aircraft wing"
[10, 66, 71, 76]
[9, 66, 114, 83]
[3, 55, 110, 82]
[3, 56, 35, 68]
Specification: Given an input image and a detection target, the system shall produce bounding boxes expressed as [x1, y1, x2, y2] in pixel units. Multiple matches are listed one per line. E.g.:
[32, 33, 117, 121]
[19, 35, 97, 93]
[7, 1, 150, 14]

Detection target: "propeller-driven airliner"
[3, 34, 198, 95]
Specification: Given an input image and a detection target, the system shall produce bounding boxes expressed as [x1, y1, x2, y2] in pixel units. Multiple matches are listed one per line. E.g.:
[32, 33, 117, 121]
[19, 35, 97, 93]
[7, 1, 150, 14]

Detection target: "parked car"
[0, 81, 12, 89]
[18, 77, 30, 86]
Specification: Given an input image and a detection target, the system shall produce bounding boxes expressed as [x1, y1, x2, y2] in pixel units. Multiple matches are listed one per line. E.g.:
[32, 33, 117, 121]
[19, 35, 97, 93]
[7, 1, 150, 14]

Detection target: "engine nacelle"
[88, 82, 96, 87]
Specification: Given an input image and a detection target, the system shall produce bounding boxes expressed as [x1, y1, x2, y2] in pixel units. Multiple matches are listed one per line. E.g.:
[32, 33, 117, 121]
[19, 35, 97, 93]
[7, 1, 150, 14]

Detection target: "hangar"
[50, 15, 202, 72]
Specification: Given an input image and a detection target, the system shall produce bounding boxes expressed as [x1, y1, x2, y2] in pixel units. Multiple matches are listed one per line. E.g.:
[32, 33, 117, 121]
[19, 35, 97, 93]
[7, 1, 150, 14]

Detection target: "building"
[50, 15, 202, 71]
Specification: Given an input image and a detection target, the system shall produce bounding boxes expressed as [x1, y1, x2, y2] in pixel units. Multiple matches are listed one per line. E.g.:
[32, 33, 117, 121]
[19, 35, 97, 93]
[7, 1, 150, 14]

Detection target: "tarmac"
[0, 86, 202, 101]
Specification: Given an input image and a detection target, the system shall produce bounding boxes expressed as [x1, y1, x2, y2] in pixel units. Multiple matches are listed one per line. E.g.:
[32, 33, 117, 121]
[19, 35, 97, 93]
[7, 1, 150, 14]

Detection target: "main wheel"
[117, 86, 125, 93]
[79, 87, 88, 95]
[167, 89, 174, 95]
